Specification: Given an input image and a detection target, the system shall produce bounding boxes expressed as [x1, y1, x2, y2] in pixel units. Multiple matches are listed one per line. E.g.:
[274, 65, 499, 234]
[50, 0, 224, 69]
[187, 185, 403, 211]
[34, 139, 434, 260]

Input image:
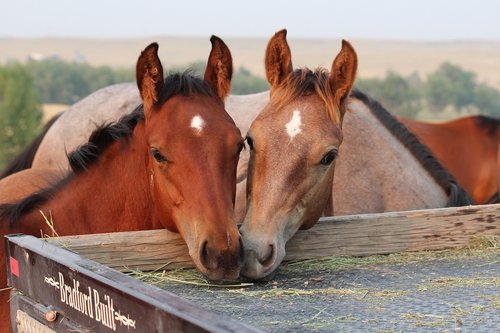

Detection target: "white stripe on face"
[285, 110, 302, 139]
[191, 115, 205, 134]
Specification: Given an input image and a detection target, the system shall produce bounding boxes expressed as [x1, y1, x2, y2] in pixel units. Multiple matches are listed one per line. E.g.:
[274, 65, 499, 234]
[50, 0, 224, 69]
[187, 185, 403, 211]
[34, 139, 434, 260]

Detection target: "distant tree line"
[356, 62, 500, 118]
[27, 59, 269, 105]
[1, 59, 499, 170]
[0, 63, 42, 168]
[27, 59, 133, 104]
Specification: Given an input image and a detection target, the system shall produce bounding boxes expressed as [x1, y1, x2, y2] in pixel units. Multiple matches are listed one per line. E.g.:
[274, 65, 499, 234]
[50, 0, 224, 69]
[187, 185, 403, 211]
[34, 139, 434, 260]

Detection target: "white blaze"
[285, 110, 302, 139]
[191, 115, 205, 134]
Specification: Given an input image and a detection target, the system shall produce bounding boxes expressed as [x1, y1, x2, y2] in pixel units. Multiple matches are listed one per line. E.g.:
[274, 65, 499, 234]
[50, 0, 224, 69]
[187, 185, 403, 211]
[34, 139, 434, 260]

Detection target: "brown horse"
[239, 30, 356, 279]
[238, 30, 471, 280]
[399, 115, 500, 204]
[0, 37, 244, 329]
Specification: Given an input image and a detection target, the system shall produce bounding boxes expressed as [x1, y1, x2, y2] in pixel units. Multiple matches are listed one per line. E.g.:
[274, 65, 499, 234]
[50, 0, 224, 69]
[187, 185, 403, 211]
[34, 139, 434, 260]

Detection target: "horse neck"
[332, 99, 449, 215]
[19, 123, 159, 237]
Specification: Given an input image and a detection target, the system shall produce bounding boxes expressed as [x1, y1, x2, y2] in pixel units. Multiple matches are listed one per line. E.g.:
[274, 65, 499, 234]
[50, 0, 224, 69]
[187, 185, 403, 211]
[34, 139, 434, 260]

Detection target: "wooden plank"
[50, 230, 192, 272]
[47, 204, 500, 272]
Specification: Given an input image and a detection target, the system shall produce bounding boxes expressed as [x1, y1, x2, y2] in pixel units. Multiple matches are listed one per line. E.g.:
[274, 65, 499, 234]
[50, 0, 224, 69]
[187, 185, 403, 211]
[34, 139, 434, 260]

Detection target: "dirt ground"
[138, 247, 499, 332]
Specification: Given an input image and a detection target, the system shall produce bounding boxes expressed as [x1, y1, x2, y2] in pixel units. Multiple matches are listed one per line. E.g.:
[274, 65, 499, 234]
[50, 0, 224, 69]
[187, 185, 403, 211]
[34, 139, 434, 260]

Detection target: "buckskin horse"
[2, 31, 472, 281]
[399, 115, 500, 204]
[0, 37, 245, 329]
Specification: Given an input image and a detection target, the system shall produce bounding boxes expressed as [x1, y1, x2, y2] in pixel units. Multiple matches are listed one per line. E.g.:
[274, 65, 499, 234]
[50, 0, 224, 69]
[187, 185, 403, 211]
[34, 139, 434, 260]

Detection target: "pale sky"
[1, 0, 499, 41]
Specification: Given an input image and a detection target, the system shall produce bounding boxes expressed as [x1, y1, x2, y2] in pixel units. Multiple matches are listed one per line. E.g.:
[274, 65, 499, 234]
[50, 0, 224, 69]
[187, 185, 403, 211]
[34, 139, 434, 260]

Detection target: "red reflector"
[10, 257, 19, 277]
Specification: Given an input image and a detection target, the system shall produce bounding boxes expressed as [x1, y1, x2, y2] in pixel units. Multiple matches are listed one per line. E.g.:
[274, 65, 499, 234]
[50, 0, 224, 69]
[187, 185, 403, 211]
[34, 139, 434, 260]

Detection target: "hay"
[418, 276, 500, 291]
[128, 235, 498, 296]
[401, 313, 451, 327]
[224, 286, 360, 298]
[39, 210, 59, 238]
[128, 266, 254, 288]
[281, 235, 499, 274]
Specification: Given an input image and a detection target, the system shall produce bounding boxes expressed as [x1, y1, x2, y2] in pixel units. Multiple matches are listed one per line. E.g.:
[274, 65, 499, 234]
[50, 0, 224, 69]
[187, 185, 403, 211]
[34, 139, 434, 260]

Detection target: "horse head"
[240, 29, 357, 280]
[136, 38, 244, 280]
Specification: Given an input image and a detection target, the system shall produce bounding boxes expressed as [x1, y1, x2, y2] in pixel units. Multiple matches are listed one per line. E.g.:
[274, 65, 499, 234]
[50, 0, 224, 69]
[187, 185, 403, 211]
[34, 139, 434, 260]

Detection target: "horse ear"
[331, 40, 357, 117]
[204, 35, 233, 101]
[136, 42, 164, 114]
[265, 29, 293, 89]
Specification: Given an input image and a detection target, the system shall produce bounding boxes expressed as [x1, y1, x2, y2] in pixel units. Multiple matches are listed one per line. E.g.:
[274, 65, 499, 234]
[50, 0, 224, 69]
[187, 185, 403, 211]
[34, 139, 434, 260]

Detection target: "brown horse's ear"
[331, 40, 357, 118]
[136, 42, 164, 114]
[204, 35, 233, 101]
[265, 29, 293, 89]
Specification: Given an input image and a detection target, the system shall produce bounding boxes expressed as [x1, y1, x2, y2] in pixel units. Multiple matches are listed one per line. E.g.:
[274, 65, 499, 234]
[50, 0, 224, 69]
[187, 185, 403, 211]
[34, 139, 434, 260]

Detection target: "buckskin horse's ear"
[204, 35, 233, 101]
[265, 29, 293, 90]
[136, 42, 164, 114]
[331, 40, 357, 118]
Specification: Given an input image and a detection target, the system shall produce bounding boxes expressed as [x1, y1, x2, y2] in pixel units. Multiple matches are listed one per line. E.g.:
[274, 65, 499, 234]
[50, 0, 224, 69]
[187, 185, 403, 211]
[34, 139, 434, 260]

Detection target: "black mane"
[68, 106, 144, 173]
[350, 89, 473, 206]
[476, 115, 500, 137]
[1, 72, 213, 227]
[157, 71, 216, 105]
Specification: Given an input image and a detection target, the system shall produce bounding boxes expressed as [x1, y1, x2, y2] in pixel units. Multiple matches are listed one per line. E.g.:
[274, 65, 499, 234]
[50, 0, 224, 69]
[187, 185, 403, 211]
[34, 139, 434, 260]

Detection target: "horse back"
[400, 115, 499, 204]
[0, 169, 64, 204]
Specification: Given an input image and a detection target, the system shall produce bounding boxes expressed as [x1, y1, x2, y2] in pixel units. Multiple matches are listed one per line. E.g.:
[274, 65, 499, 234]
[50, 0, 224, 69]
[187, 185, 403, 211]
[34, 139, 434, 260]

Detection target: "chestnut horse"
[399, 115, 500, 204]
[0, 37, 244, 329]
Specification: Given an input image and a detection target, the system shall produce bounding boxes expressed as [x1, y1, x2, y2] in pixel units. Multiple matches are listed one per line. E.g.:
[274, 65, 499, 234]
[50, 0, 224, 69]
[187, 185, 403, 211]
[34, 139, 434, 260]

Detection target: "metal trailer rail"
[5, 234, 263, 333]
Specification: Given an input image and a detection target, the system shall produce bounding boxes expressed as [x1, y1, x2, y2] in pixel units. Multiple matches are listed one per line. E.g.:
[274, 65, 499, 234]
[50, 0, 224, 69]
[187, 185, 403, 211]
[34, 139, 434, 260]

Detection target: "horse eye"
[246, 136, 254, 151]
[320, 149, 338, 166]
[151, 148, 168, 163]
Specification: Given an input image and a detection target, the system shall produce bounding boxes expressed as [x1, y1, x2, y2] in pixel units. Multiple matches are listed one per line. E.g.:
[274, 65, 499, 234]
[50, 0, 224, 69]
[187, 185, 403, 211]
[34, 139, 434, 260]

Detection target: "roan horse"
[2, 31, 472, 281]
[399, 115, 500, 204]
[237, 30, 472, 279]
[0, 37, 244, 329]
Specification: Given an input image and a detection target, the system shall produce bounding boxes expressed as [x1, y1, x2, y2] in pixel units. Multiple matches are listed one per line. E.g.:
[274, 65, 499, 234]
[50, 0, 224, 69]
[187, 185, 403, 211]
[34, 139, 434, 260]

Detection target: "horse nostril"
[259, 244, 274, 267]
[200, 240, 208, 265]
[200, 240, 217, 270]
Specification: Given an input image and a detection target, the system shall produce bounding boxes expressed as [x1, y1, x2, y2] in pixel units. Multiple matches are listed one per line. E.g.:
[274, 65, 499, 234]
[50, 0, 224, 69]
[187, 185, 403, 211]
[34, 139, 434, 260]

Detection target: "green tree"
[474, 83, 500, 116]
[424, 62, 476, 114]
[231, 67, 269, 95]
[0, 63, 43, 168]
[356, 71, 422, 118]
[27, 59, 134, 104]
[167, 60, 206, 76]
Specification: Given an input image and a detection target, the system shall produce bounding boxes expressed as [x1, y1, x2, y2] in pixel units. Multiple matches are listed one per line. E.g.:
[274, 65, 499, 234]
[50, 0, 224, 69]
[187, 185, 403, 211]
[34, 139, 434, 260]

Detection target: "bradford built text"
[58, 272, 117, 331]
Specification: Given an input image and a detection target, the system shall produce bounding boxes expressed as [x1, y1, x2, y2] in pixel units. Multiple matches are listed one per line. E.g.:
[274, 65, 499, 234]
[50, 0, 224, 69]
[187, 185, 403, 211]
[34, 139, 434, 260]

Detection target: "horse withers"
[0, 37, 244, 331]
